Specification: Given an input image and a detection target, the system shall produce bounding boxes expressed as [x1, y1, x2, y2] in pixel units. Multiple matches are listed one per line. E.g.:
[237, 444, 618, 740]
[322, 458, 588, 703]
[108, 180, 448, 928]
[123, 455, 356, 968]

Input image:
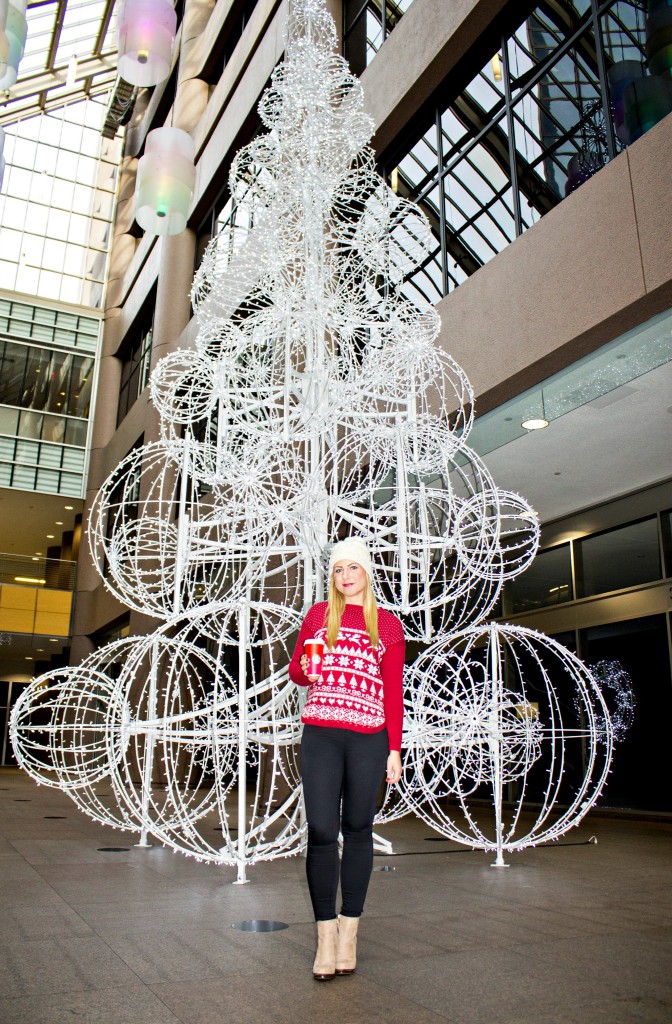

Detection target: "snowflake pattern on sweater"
[290, 602, 405, 747]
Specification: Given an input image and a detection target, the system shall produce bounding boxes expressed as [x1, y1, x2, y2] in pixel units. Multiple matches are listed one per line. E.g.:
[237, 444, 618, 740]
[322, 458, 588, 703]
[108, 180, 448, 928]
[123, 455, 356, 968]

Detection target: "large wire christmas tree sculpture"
[11, 0, 613, 875]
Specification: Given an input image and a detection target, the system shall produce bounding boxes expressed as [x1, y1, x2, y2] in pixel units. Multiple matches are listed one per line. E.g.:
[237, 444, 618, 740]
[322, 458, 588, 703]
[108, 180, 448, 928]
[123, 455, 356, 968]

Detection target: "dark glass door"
[580, 615, 672, 811]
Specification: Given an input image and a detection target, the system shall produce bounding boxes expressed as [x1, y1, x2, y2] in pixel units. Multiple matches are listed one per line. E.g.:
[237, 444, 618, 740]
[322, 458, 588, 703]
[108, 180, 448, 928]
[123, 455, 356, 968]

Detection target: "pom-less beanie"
[328, 537, 373, 578]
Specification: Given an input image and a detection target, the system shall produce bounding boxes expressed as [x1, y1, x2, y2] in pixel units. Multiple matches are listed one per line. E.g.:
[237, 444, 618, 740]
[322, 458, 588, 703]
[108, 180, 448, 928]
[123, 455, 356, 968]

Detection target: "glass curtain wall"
[344, 0, 415, 75]
[0, 97, 122, 308]
[0, 298, 100, 496]
[354, 1, 658, 307]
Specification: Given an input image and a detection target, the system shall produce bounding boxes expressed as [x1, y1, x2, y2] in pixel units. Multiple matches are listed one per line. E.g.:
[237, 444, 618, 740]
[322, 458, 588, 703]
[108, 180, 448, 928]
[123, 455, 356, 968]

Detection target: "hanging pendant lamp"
[117, 0, 177, 87]
[646, 0, 672, 76]
[0, 0, 27, 90]
[623, 75, 672, 144]
[135, 126, 195, 235]
[0, 127, 6, 191]
[0, 0, 9, 82]
[607, 60, 644, 145]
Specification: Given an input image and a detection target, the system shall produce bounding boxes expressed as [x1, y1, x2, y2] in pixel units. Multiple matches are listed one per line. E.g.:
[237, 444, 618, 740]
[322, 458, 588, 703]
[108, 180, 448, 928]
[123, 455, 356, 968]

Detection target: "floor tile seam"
[0, 981, 189, 1023]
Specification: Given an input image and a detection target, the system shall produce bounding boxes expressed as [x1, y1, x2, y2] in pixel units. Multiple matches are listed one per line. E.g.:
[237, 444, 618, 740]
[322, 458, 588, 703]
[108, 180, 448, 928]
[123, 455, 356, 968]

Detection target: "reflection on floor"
[1, 767, 671, 1024]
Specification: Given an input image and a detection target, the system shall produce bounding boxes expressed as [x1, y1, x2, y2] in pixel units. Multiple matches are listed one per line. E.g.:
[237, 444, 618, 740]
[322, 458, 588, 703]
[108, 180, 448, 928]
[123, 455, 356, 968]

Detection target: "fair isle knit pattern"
[298, 602, 404, 733]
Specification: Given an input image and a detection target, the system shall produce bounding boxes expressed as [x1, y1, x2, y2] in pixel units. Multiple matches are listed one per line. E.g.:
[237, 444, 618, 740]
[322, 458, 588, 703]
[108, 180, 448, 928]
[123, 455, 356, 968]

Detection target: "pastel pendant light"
[135, 127, 195, 235]
[646, 0, 672, 76]
[0, 0, 9, 81]
[624, 74, 672, 143]
[0, 0, 28, 90]
[607, 60, 644, 145]
[117, 0, 177, 87]
[0, 127, 6, 191]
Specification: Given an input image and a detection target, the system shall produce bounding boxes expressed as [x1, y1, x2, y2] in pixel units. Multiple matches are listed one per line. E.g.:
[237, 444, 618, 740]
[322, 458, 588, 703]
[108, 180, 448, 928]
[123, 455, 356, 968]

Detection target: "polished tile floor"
[1, 766, 670, 1024]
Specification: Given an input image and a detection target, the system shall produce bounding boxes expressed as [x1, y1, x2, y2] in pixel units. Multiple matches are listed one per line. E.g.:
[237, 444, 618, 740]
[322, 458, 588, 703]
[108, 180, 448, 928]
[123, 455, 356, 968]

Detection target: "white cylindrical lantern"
[135, 126, 195, 236]
[117, 0, 177, 87]
[0, 127, 6, 191]
[1, 0, 10, 81]
[0, 0, 27, 90]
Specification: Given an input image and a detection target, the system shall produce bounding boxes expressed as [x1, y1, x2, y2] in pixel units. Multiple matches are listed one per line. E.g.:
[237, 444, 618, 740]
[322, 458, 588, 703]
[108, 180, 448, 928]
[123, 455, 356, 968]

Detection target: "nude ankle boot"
[313, 919, 338, 980]
[335, 915, 359, 975]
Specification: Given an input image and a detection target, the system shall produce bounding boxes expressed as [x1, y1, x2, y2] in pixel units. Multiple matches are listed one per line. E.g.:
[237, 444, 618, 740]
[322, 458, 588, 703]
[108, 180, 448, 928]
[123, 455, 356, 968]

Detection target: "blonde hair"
[325, 572, 379, 650]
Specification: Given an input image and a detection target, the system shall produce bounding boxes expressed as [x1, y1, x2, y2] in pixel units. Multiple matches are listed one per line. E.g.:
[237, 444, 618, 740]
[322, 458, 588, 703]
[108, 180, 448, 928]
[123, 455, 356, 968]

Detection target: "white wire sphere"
[106, 603, 304, 863]
[352, 189, 433, 285]
[150, 348, 217, 428]
[104, 627, 239, 834]
[10, 639, 153, 831]
[285, 0, 338, 59]
[331, 441, 503, 639]
[399, 624, 613, 853]
[453, 488, 540, 582]
[10, 665, 129, 791]
[88, 440, 210, 618]
[202, 435, 308, 519]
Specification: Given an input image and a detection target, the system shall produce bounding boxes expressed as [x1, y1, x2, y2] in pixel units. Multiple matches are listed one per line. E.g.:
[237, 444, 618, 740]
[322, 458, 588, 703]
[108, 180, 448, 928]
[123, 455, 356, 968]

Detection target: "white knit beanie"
[328, 537, 373, 578]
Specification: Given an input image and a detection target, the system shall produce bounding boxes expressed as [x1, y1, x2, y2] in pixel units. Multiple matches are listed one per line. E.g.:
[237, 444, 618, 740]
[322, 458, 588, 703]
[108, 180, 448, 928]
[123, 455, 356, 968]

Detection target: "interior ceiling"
[0, 0, 119, 128]
[0, 490, 82, 556]
[480, 359, 672, 525]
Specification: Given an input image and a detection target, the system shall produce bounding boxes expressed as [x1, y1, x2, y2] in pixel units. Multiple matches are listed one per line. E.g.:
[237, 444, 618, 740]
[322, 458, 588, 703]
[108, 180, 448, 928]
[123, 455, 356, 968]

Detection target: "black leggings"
[300, 724, 388, 921]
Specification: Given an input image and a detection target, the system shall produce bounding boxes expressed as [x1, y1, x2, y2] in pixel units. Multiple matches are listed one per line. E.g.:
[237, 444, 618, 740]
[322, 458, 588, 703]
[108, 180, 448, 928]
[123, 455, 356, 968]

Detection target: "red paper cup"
[304, 638, 324, 675]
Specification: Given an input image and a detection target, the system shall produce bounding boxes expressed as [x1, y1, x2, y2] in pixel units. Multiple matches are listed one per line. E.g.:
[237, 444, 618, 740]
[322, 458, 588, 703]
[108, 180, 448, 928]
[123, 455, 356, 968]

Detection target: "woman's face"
[332, 560, 368, 604]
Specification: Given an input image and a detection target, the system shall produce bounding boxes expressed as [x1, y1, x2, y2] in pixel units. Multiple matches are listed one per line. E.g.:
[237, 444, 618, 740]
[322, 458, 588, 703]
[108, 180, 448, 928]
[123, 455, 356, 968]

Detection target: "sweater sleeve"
[381, 638, 405, 752]
[288, 605, 323, 687]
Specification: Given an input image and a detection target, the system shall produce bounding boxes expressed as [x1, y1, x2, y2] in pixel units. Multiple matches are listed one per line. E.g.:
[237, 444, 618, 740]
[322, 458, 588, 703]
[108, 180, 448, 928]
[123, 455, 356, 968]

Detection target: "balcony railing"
[0, 552, 77, 590]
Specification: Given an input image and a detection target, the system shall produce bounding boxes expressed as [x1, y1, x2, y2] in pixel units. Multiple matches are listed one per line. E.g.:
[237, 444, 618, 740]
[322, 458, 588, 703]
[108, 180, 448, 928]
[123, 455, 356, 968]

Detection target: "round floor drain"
[44, 815, 67, 819]
[424, 837, 450, 842]
[97, 847, 130, 853]
[14, 799, 31, 802]
[232, 920, 288, 932]
[374, 864, 396, 871]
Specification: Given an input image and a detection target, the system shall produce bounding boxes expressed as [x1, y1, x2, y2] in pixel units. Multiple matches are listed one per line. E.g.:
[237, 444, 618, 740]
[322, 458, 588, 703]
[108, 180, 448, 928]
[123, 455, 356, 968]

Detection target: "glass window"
[661, 509, 672, 578]
[503, 543, 573, 614]
[117, 310, 155, 426]
[377, 1, 650, 300]
[344, 0, 414, 74]
[575, 517, 661, 598]
[0, 98, 118, 310]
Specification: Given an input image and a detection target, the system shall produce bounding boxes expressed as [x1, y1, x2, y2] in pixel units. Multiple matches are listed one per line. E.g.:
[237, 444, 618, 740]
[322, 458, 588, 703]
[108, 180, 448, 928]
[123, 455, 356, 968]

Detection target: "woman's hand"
[386, 750, 402, 784]
[300, 653, 320, 682]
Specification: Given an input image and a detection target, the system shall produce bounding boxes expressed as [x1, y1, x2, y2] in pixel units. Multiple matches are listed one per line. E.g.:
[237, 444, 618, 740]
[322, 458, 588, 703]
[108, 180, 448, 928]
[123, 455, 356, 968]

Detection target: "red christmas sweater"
[289, 601, 405, 751]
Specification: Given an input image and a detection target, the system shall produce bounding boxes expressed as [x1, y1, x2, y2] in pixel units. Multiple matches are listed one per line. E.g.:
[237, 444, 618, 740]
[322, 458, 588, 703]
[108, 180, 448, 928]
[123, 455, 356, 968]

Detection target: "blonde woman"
[289, 537, 405, 980]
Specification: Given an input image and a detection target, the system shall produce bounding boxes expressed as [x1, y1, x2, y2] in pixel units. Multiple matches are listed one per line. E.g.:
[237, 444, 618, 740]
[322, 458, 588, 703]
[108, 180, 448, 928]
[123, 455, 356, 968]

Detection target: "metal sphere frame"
[11, 0, 613, 878]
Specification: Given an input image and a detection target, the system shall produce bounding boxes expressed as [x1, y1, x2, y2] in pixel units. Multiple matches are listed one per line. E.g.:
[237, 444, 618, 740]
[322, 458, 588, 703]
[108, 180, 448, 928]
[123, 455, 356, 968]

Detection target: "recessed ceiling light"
[521, 417, 549, 430]
[55, 521, 63, 525]
[35, 551, 42, 555]
[64, 505, 74, 510]
[48, 638, 58, 642]
[46, 534, 55, 539]
[25, 656, 32, 660]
